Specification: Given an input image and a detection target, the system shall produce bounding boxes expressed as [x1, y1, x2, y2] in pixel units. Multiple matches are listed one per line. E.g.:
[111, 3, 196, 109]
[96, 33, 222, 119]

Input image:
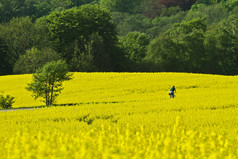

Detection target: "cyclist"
[169, 86, 176, 98]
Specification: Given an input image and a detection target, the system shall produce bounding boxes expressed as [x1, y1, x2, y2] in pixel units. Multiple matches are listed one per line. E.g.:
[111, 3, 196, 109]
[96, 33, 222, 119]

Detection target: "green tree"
[0, 16, 35, 62]
[119, 31, 150, 62]
[225, 0, 238, 11]
[70, 32, 105, 71]
[0, 0, 97, 23]
[203, 23, 222, 74]
[68, 0, 97, 7]
[13, 47, 62, 74]
[0, 37, 13, 75]
[40, 4, 121, 71]
[145, 18, 207, 72]
[50, 0, 72, 11]
[99, 0, 143, 13]
[0, 0, 38, 23]
[205, 15, 238, 75]
[161, 6, 182, 17]
[113, 13, 153, 36]
[33, 18, 53, 50]
[0, 0, 25, 22]
[160, 0, 197, 11]
[186, 3, 228, 25]
[26, 60, 73, 106]
[144, 34, 178, 71]
[33, 1, 52, 20]
[139, 0, 164, 18]
[196, 0, 223, 5]
[147, 11, 186, 39]
[0, 94, 15, 109]
[170, 18, 207, 72]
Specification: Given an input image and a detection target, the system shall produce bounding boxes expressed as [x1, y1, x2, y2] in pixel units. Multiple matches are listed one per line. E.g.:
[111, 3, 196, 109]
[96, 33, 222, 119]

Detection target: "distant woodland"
[1, 0, 238, 75]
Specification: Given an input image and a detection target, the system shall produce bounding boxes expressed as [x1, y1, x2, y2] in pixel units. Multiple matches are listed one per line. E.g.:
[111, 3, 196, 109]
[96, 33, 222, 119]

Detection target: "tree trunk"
[50, 82, 54, 106]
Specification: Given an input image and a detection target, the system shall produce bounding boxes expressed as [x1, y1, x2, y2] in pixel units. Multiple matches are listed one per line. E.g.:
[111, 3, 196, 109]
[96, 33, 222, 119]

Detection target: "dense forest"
[0, 0, 238, 75]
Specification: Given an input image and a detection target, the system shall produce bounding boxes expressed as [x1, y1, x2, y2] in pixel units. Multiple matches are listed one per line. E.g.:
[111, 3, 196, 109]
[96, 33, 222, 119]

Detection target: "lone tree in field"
[26, 60, 73, 106]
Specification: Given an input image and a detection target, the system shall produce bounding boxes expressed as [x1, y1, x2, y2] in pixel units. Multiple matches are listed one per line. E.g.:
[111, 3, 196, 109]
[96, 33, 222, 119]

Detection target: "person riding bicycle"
[169, 86, 176, 98]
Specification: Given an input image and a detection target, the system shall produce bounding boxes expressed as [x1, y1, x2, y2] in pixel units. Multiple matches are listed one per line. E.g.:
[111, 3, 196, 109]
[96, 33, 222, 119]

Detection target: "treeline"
[0, 0, 238, 75]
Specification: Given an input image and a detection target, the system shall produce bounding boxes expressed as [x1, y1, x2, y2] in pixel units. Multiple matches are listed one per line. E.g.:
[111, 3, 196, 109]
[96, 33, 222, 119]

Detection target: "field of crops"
[1, 72, 238, 158]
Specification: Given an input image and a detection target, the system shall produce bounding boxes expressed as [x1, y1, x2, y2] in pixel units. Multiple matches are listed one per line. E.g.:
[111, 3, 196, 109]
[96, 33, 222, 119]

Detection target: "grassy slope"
[0, 72, 237, 108]
[0, 72, 238, 136]
[1, 72, 238, 158]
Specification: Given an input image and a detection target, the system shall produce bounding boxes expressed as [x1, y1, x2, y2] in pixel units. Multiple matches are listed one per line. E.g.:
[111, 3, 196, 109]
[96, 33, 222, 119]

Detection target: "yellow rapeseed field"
[1, 72, 238, 158]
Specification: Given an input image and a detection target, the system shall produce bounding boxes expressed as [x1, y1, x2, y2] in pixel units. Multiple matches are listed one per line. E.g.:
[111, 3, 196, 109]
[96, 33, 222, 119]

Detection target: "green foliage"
[99, 0, 143, 13]
[0, 94, 15, 109]
[0, 0, 98, 23]
[145, 18, 207, 72]
[0, 37, 13, 75]
[13, 47, 62, 74]
[69, 0, 97, 7]
[33, 19, 53, 50]
[148, 12, 186, 39]
[186, 3, 229, 24]
[205, 15, 238, 75]
[112, 13, 153, 36]
[160, 0, 197, 11]
[41, 4, 120, 71]
[0, 0, 30, 22]
[196, 0, 224, 5]
[70, 32, 105, 71]
[33, 1, 52, 20]
[0, 16, 35, 61]
[119, 31, 150, 62]
[225, 0, 238, 11]
[0, 0, 238, 75]
[144, 34, 178, 71]
[161, 6, 183, 17]
[139, 0, 164, 18]
[42, 4, 115, 43]
[26, 60, 73, 106]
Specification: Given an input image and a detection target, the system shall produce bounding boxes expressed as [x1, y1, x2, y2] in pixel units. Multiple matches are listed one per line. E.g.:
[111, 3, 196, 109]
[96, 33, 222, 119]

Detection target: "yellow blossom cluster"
[0, 72, 238, 158]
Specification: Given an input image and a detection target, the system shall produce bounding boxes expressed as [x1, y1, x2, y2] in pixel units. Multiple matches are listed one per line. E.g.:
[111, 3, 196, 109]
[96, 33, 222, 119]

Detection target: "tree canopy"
[0, 37, 12, 75]
[1, 0, 238, 75]
[145, 18, 207, 72]
[26, 60, 73, 106]
[40, 4, 121, 71]
[13, 47, 61, 74]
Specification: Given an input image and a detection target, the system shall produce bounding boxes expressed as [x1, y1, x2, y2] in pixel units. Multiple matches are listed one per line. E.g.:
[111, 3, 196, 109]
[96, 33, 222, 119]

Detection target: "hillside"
[1, 72, 238, 158]
[0, 72, 237, 108]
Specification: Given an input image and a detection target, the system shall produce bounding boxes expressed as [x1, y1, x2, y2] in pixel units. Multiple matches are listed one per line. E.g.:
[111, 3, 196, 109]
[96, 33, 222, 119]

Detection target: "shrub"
[0, 94, 15, 109]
